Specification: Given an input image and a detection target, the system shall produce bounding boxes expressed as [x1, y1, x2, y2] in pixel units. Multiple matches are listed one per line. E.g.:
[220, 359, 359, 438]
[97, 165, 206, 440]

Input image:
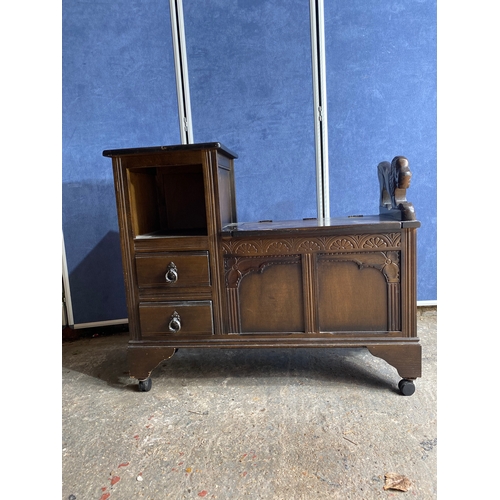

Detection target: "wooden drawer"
[139, 301, 213, 336]
[135, 252, 210, 289]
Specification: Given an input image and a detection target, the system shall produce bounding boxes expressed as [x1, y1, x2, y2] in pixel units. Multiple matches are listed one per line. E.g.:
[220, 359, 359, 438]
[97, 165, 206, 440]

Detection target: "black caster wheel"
[398, 379, 415, 396]
[138, 378, 152, 392]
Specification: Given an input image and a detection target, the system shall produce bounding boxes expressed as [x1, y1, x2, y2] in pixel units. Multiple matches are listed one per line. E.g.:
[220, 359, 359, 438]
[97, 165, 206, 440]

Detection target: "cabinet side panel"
[217, 165, 236, 227]
[127, 169, 160, 236]
[402, 227, 418, 337]
[113, 157, 140, 339]
[318, 260, 387, 331]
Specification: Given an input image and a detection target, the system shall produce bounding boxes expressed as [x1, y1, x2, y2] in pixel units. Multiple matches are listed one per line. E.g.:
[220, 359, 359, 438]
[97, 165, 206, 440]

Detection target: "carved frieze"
[221, 233, 401, 256]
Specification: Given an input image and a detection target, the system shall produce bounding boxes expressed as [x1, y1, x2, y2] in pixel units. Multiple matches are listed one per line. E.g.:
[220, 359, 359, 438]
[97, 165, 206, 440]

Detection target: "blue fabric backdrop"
[183, 0, 317, 223]
[62, 0, 436, 324]
[324, 0, 436, 301]
[62, 0, 180, 324]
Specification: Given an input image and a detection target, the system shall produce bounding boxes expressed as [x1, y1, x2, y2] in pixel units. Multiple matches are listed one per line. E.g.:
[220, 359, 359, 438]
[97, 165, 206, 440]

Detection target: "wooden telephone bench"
[103, 143, 421, 396]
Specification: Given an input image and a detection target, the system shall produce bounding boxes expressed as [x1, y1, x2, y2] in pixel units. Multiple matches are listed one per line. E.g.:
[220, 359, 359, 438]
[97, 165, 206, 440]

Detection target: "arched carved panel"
[317, 252, 401, 332]
[224, 255, 301, 288]
[318, 251, 400, 284]
[223, 254, 304, 334]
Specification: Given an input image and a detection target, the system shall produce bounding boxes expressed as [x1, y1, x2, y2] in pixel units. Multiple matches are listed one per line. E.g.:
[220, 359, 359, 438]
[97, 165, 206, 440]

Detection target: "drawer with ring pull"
[139, 301, 213, 337]
[135, 252, 211, 289]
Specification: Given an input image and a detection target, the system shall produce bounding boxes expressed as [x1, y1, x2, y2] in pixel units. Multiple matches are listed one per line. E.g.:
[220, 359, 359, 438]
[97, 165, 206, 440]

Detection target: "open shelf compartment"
[127, 164, 208, 238]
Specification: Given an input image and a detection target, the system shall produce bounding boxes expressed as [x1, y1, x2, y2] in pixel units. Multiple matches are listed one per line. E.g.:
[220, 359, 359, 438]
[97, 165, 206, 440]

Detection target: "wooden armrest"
[378, 156, 416, 221]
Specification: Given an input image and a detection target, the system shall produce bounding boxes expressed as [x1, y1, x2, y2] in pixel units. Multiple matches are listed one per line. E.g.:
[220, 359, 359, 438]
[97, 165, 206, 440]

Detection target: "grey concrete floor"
[62, 308, 436, 500]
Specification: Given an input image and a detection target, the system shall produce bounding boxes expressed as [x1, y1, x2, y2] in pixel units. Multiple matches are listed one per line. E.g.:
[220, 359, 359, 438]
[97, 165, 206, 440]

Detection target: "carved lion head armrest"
[377, 156, 416, 221]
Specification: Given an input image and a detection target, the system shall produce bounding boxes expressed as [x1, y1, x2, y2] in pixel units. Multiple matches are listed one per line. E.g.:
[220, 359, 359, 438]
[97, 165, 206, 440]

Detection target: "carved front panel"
[238, 260, 304, 333]
[316, 251, 401, 332]
[317, 258, 387, 332]
[224, 255, 303, 334]
[222, 233, 402, 335]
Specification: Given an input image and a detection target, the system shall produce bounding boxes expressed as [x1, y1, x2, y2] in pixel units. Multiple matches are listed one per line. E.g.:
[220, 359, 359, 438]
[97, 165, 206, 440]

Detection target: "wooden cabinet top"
[102, 142, 238, 159]
[222, 216, 420, 238]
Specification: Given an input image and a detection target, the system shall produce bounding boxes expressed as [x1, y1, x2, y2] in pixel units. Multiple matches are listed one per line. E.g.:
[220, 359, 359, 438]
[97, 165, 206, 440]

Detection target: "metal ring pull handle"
[165, 262, 178, 283]
[168, 311, 181, 333]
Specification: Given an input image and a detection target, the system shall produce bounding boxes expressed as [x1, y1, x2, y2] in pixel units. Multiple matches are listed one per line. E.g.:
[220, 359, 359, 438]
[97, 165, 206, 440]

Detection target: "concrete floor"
[62, 308, 436, 500]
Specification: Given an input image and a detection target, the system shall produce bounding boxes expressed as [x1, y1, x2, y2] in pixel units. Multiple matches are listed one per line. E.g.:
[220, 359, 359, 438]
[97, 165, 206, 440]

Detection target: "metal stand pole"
[170, 0, 194, 144]
[310, 0, 330, 219]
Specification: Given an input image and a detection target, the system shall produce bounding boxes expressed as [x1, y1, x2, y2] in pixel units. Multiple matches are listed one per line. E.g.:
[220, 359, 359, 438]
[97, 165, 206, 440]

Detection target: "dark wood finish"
[378, 156, 416, 221]
[317, 259, 388, 331]
[238, 259, 304, 333]
[128, 346, 176, 381]
[105, 144, 421, 392]
[221, 229, 411, 337]
[103, 141, 238, 160]
[139, 301, 213, 336]
[135, 252, 211, 290]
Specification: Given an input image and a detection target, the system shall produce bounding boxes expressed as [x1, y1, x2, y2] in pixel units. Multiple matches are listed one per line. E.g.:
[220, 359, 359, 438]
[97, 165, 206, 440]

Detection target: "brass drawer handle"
[165, 262, 178, 283]
[168, 311, 181, 333]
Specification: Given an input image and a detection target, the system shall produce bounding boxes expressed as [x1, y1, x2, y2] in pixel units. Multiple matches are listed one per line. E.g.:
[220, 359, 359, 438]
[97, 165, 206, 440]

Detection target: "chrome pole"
[169, 0, 193, 144]
[310, 0, 330, 219]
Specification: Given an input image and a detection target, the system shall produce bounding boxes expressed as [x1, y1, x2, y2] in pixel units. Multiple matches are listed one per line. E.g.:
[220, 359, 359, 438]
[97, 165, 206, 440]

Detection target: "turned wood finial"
[378, 156, 416, 221]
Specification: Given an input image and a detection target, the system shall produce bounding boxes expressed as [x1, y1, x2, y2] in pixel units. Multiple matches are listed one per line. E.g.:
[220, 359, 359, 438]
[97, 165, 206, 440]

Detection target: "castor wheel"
[398, 379, 415, 396]
[138, 377, 152, 392]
